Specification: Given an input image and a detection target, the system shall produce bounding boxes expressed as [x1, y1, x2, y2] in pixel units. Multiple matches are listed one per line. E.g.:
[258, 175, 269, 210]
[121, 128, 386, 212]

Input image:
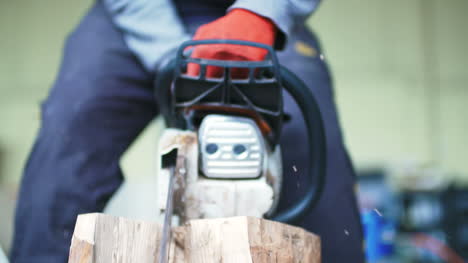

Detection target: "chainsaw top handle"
[155, 39, 326, 224]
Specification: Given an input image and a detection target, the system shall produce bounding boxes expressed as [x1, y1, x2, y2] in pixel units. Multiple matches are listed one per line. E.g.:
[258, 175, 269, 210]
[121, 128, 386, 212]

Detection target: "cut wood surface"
[69, 213, 321, 263]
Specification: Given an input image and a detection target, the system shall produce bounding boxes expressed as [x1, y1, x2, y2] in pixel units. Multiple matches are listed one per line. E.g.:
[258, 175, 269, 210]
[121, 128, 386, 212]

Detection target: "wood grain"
[68, 213, 320, 263]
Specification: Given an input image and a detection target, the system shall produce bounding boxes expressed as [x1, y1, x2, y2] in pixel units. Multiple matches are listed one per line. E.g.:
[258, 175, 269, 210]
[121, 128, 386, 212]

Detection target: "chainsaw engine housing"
[157, 123, 282, 223]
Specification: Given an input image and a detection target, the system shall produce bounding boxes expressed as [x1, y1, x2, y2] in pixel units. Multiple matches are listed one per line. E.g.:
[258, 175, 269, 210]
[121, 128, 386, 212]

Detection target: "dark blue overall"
[11, 1, 364, 262]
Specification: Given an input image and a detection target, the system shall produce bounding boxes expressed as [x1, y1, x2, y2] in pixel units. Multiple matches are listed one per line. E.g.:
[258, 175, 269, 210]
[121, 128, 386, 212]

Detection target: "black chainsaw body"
[155, 39, 326, 224]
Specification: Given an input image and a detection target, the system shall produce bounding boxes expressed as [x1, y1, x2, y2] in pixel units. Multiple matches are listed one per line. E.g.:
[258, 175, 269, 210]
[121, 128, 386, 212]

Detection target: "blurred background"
[0, 0, 467, 262]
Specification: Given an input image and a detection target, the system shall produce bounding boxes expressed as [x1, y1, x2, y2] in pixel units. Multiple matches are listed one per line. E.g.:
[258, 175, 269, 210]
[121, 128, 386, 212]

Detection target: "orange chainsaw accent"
[186, 105, 273, 135]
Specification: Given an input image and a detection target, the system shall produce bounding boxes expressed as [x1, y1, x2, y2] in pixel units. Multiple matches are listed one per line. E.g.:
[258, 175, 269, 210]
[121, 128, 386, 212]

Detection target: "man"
[11, 0, 364, 262]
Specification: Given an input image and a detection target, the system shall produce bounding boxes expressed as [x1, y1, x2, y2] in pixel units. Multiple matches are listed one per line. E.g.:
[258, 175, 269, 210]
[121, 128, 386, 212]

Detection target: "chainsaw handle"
[174, 39, 280, 77]
[157, 39, 284, 146]
[266, 66, 327, 224]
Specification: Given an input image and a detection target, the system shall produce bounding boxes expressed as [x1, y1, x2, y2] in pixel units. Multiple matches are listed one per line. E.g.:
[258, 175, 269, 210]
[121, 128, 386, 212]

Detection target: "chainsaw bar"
[158, 149, 186, 263]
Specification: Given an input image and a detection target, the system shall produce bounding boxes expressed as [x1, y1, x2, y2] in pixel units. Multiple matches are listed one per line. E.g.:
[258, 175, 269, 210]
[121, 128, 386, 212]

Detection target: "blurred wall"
[0, 0, 93, 186]
[0, 0, 93, 252]
[0, 0, 467, 253]
[310, 0, 468, 179]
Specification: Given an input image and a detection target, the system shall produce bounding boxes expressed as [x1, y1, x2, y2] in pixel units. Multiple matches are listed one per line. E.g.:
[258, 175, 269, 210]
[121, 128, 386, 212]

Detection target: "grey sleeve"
[228, 0, 321, 47]
[103, 0, 190, 72]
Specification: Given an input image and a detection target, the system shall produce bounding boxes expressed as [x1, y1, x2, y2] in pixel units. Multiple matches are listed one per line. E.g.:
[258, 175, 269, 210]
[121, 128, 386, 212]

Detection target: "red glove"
[187, 9, 277, 78]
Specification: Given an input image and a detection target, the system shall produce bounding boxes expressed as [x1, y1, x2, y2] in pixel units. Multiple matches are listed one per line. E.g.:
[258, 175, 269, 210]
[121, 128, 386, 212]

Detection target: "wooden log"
[69, 213, 320, 263]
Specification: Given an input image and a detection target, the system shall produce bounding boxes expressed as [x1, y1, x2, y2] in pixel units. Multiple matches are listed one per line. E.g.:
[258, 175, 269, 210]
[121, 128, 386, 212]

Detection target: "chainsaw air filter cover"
[198, 115, 265, 179]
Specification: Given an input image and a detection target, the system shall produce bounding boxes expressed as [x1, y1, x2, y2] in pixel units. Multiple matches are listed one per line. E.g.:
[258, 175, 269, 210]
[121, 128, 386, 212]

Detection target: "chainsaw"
[154, 40, 326, 262]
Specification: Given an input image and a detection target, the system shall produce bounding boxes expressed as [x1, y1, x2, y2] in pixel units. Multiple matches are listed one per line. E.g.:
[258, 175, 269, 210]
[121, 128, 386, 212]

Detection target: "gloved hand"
[187, 9, 277, 78]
